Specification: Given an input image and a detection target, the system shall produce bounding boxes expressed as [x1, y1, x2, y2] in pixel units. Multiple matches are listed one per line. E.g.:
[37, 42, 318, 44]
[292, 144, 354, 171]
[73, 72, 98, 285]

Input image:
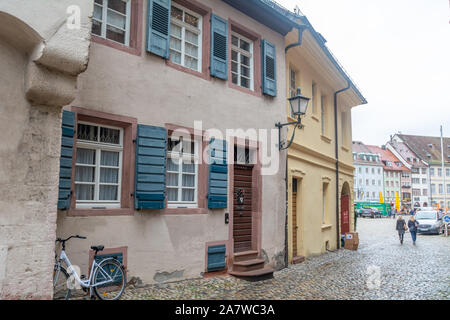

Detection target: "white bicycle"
[53, 235, 126, 300]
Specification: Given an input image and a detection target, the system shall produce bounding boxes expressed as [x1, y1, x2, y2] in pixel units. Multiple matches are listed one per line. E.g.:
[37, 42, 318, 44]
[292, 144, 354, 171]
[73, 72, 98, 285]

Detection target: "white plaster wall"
[58, 0, 287, 283]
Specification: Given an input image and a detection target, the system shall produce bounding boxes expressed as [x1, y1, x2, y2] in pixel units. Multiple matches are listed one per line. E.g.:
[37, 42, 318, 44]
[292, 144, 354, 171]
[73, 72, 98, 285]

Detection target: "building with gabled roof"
[352, 142, 384, 203]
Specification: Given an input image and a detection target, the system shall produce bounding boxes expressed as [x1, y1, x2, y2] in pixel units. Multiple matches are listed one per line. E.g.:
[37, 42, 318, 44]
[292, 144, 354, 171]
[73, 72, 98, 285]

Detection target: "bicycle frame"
[55, 249, 116, 289]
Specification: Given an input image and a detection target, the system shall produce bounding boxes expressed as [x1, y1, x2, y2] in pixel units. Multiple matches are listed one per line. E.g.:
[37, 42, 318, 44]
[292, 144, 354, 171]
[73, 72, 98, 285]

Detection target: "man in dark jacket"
[396, 216, 406, 244]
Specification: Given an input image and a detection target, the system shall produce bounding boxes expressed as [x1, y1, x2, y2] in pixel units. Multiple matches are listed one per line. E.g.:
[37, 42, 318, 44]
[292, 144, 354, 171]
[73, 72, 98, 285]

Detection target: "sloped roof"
[222, 0, 367, 105]
[366, 145, 409, 172]
[397, 134, 450, 165]
[352, 141, 383, 166]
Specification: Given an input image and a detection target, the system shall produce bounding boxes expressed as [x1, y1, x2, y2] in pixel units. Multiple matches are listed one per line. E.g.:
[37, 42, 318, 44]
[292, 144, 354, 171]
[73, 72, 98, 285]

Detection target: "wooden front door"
[292, 178, 298, 257]
[341, 194, 350, 234]
[233, 164, 253, 253]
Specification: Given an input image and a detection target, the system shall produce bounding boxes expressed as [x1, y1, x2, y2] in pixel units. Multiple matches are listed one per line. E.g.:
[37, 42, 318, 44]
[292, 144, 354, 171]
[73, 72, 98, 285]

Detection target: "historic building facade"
[285, 11, 367, 262]
[352, 142, 384, 203]
[55, 0, 293, 285]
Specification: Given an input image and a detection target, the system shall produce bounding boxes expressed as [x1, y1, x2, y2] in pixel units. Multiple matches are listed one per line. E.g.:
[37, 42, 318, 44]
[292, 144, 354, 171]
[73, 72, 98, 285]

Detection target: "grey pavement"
[122, 217, 450, 300]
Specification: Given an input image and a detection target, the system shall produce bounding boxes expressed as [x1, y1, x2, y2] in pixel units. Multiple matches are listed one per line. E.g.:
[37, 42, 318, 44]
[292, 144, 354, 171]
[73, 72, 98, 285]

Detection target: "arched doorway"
[341, 182, 351, 234]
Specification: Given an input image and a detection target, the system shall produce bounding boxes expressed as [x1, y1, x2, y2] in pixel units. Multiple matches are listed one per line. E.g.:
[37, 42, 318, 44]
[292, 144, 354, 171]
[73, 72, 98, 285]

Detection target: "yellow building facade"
[284, 23, 367, 262]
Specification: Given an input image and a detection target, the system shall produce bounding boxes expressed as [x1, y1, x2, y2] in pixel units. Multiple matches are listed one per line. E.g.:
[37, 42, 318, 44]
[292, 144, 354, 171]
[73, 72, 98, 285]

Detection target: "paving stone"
[122, 218, 450, 300]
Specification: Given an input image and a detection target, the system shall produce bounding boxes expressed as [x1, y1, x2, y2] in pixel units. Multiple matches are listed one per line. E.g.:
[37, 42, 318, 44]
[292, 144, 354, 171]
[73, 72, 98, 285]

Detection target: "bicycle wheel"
[93, 258, 126, 300]
[53, 266, 71, 300]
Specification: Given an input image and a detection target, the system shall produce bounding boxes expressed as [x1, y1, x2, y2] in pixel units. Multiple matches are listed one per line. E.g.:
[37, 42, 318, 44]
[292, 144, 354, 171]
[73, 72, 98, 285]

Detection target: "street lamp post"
[275, 88, 310, 150]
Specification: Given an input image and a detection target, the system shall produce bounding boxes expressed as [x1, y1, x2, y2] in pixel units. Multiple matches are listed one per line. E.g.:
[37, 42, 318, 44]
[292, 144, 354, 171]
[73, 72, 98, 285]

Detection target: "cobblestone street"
[123, 218, 450, 300]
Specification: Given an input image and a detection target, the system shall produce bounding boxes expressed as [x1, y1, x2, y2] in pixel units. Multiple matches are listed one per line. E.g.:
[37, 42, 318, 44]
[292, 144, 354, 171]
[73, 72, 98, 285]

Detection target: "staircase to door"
[229, 163, 273, 281]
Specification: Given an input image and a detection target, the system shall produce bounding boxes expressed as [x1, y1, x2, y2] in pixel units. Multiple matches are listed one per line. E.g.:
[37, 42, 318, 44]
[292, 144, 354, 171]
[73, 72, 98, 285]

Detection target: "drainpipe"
[334, 81, 351, 249]
[283, 25, 308, 268]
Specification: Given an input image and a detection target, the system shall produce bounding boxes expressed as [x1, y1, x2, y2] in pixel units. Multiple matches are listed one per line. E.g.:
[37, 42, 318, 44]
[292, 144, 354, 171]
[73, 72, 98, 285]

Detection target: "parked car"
[414, 210, 444, 235]
[358, 208, 382, 218]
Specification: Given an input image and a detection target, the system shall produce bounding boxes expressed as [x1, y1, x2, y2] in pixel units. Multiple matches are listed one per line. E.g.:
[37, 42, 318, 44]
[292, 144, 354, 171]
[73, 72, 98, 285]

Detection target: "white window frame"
[75, 121, 123, 209]
[169, 3, 203, 72]
[231, 32, 254, 90]
[93, 0, 132, 46]
[167, 137, 199, 208]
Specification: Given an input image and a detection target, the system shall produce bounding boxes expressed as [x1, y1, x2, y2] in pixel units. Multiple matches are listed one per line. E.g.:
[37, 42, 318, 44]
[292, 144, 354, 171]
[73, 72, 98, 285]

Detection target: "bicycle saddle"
[91, 245, 104, 252]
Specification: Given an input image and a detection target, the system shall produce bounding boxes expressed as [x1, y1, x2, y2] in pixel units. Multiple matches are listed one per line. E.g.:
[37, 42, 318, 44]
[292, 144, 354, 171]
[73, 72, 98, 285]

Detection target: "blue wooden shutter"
[147, 0, 171, 58]
[207, 244, 226, 272]
[57, 111, 75, 210]
[210, 14, 228, 80]
[261, 40, 277, 97]
[135, 125, 167, 210]
[208, 139, 228, 209]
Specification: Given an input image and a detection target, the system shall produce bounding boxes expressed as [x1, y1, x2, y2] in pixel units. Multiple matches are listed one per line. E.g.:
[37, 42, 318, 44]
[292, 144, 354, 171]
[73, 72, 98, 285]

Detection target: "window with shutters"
[231, 33, 253, 90]
[169, 3, 202, 72]
[75, 122, 123, 209]
[167, 135, 199, 207]
[93, 0, 131, 45]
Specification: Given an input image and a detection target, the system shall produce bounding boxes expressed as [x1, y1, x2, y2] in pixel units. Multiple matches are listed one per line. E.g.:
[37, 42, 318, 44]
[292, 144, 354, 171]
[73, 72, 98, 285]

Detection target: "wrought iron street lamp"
[276, 88, 310, 150]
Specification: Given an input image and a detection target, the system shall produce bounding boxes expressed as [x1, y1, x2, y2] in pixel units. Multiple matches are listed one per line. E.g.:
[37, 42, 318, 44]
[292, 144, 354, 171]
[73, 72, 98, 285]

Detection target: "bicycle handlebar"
[56, 235, 87, 243]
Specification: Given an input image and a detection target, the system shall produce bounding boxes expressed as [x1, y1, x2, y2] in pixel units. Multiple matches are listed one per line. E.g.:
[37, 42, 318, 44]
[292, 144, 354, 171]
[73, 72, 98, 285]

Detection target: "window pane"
[94, 4, 103, 21]
[171, 6, 183, 21]
[167, 173, 178, 186]
[95, 0, 103, 4]
[170, 24, 182, 38]
[99, 185, 118, 200]
[183, 162, 195, 173]
[232, 73, 238, 85]
[182, 140, 194, 155]
[167, 159, 179, 172]
[185, 43, 198, 58]
[100, 127, 120, 144]
[108, 0, 127, 14]
[182, 174, 195, 187]
[100, 168, 119, 183]
[107, 9, 126, 29]
[167, 188, 178, 201]
[240, 55, 250, 67]
[184, 12, 199, 28]
[170, 37, 182, 52]
[101, 151, 119, 166]
[170, 50, 181, 64]
[106, 24, 125, 44]
[76, 166, 95, 182]
[76, 148, 96, 165]
[231, 35, 239, 47]
[168, 138, 181, 152]
[185, 30, 198, 45]
[231, 50, 238, 62]
[75, 184, 94, 201]
[231, 61, 238, 73]
[182, 189, 195, 202]
[78, 124, 98, 142]
[241, 77, 249, 89]
[184, 56, 198, 71]
[240, 39, 250, 52]
[92, 19, 102, 36]
[241, 65, 250, 77]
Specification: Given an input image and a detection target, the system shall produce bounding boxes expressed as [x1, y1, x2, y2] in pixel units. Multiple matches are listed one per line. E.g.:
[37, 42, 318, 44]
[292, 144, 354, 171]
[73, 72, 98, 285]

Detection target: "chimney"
[382, 145, 386, 150]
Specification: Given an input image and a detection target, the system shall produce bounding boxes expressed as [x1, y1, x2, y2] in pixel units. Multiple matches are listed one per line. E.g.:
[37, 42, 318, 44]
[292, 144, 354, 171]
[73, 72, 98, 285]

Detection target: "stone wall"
[0, 0, 92, 299]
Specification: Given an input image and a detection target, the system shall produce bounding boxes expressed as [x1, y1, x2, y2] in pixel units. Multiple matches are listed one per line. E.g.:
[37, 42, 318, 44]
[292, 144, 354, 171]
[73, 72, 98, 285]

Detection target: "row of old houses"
[0, 0, 366, 299]
[353, 133, 450, 211]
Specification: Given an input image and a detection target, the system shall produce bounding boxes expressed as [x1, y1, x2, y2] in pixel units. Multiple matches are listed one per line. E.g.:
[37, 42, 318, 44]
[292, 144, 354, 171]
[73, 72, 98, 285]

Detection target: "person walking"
[408, 216, 419, 245]
[392, 207, 396, 219]
[396, 215, 407, 244]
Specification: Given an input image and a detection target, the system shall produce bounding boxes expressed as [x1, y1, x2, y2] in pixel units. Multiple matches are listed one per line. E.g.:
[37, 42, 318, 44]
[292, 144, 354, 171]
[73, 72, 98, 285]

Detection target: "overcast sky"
[278, 0, 450, 146]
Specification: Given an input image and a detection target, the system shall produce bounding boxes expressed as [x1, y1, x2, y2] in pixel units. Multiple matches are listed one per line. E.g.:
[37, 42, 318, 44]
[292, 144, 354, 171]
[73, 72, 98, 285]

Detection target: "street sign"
[444, 215, 450, 224]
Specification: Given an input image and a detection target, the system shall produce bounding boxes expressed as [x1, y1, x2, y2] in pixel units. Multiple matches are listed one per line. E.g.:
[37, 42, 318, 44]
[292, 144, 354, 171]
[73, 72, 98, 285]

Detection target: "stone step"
[233, 250, 258, 262]
[232, 258, 265, 272]
[292, 256, 305, 265]
[229, 266, 274, 282]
